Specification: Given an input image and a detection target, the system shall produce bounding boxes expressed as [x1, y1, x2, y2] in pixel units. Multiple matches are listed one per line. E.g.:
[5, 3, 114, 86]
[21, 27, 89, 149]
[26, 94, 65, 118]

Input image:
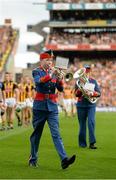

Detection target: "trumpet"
[51, 67, 65, 80]
[64, 72, 73, 82]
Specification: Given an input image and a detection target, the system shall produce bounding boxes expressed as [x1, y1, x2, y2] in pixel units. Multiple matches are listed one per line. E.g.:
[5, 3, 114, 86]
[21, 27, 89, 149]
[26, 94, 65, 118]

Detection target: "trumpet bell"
[65, 73, 73, 82]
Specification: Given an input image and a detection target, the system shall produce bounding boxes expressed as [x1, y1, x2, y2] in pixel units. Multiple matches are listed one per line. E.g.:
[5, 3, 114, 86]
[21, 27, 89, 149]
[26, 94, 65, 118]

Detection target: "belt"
[35, 92, 57, 102]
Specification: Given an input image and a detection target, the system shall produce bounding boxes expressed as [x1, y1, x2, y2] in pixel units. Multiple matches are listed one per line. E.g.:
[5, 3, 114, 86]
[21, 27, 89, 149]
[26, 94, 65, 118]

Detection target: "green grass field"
[0, 112, 116, 179]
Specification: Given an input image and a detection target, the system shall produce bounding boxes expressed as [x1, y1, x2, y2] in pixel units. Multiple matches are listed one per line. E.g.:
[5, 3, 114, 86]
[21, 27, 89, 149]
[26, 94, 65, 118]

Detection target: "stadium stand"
[46, 0, 116, 51]
[47, 0, 116, 108]
[27, 1, 116, 109]
[0, 19, 19, 78]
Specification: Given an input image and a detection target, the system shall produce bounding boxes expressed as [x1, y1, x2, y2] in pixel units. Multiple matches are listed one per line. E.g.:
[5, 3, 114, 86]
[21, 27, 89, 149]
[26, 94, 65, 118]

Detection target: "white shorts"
[63, 99, 72, 112]
[16, 101, 27, 110]
[72, 98, 77, 105]
[25, 98, 33, 108]
[5, 98, 16, 108]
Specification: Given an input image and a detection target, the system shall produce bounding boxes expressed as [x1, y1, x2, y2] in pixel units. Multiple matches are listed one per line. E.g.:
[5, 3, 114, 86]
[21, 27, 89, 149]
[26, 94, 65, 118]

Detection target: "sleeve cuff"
[57, 80, 64, 86]
[93, 91, 100, 97]
[76, 89, 82, 96]
[40, 75, 51, 83]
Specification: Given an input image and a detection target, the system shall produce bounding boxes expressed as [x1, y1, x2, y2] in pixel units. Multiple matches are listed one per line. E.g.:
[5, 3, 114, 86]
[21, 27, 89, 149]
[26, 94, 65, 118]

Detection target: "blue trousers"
[30, 109, 67, 163]
[77, 107, 96, 147]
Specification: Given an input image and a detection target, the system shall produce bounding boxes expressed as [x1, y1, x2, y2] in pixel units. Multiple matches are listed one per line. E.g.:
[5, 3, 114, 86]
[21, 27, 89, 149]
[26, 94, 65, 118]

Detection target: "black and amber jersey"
[3, 81, 18, 98]
[0, 82, 4, 101]
[18, 83, 27, 102]
[18, 83, 34, 102]
[25, 83, 35, 99]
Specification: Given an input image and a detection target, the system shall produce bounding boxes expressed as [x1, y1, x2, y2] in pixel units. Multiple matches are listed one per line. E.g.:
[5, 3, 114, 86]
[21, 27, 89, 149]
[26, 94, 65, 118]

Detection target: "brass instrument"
[64, 72, 73, 82]
[52, 67, 65, 80]
[73, 68, 98, 103]
[52, 56, 69, 80]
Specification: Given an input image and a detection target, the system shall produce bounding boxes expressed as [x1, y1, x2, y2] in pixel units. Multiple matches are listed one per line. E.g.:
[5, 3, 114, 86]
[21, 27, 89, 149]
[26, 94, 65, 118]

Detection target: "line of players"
[0, 72, 35, 130]
[0, 72, 77, 131]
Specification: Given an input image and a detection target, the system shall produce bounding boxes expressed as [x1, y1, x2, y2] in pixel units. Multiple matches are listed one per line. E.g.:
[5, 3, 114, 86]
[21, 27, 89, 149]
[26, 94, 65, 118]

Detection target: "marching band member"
[75, 65, 101, 149]
[3, 72, 18, 129]
[29, 49, 76, 169]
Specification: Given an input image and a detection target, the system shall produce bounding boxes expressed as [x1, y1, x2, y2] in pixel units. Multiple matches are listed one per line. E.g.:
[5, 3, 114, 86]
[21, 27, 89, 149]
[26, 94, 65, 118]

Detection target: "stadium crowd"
[0, 25, 18, 71]
[51, 11, 116, 21]
[48, 31, 116, 45]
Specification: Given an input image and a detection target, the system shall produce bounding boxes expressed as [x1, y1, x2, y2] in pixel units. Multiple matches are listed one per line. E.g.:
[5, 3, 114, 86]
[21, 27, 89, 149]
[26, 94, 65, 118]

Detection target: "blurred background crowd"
[49, 31, 116, 45]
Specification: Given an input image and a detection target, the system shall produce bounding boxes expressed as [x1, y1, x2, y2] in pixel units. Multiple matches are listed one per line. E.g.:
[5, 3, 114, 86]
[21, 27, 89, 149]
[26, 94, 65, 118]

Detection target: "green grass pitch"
[0, 112, 116, 179]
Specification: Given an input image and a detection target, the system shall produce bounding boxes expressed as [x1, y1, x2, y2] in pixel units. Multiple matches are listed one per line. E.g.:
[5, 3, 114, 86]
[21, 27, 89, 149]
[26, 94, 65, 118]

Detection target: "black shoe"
[61, 155, 76, 169]
[29, 161, 38, 167]
[89, 143, 97, 149]
[0, 127, 6, 131]
[18, 122, 22, 126]
[79, 145, 87, 148]
[29, 155, 38, 167]
[7, 126, 11, 130]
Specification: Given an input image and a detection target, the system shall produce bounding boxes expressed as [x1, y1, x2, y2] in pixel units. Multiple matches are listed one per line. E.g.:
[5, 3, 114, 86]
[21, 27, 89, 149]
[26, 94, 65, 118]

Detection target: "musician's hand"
[50, 67, 58, 77]
[53, 69, 60, 76]
[53, 69, 63, 79]
[89, 92, 94, 97]
[57, 74, 64, 80]
[87, 91, 99, 97]
[92, 91, 100, 97]
[85, 90, 93, 97]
